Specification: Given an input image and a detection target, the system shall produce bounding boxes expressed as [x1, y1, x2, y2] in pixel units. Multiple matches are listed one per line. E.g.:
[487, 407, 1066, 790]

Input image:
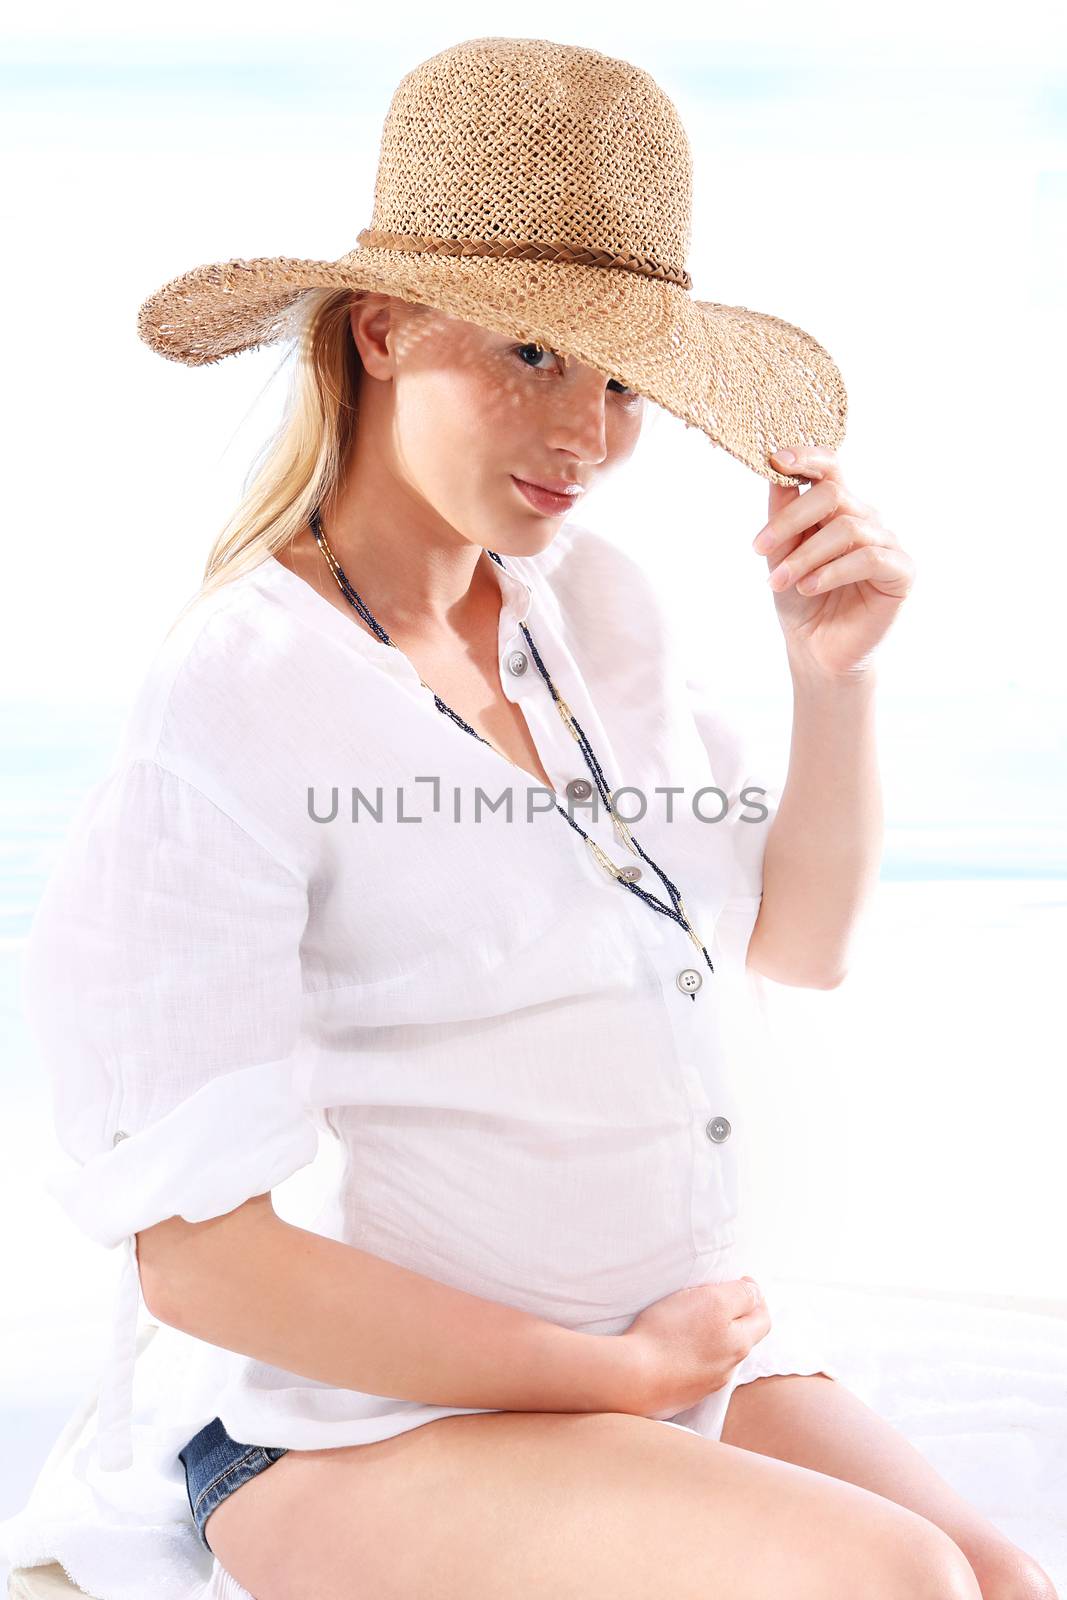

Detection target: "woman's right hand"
[621, 1277, 772, 1420]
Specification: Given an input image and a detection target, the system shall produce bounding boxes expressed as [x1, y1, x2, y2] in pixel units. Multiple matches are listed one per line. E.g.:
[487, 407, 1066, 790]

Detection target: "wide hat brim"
[137, 245, 847, 487]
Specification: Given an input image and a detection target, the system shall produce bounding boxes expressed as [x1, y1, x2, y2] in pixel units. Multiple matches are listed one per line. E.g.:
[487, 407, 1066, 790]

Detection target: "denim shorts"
[178, 1415, 289, 1554]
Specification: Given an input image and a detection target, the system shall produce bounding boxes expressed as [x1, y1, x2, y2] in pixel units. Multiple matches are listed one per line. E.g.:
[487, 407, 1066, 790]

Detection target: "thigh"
[721, 1373, 1056, 1595]
[722, 1372, 1003, 1543]
[204, 1408, 982, 1600]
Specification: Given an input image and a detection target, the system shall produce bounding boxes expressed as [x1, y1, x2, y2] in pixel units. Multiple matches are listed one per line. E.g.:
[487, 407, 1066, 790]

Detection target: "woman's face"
[348, 294, 647, 553]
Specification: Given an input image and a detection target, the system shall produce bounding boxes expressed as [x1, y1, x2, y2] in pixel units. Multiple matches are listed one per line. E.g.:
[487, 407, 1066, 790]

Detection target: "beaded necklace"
[308, 507, 714, 977]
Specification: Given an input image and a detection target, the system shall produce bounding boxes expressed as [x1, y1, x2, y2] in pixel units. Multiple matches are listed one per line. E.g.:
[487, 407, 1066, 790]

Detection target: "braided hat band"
[353, 229, 693, 289]
[136, 36, 847, 487]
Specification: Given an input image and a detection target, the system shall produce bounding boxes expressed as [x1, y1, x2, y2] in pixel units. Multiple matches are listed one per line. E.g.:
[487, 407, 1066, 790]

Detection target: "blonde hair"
[165, 289, 652, 639]
[165, 286, 370, 638]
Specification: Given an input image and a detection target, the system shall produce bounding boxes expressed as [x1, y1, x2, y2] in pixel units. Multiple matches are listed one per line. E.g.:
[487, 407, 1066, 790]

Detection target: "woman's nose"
[547, 380, 611, 463]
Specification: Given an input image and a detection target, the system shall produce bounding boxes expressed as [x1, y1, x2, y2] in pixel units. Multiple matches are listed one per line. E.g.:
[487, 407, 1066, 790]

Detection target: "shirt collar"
[258, 550, 535, 670]
[486, 551, 534, 628]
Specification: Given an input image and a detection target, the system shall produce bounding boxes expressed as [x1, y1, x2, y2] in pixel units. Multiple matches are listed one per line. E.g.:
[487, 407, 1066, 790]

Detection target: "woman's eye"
[513, 343, 637, 397]
[515, 342, 559, 373]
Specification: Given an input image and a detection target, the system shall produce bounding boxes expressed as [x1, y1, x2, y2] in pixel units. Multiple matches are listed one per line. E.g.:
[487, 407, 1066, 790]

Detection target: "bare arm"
[137, 1196, 650, 1417]
[748, 660, 883, 989]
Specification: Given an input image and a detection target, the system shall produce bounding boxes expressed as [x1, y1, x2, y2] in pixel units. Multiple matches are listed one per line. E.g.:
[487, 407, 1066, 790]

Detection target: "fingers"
[774, 541, 915, 598]
[755, 477, 860, 556]
[764, 513, 869, 591]
[735, 1276, 763, 1313]
[768, 444, 846, 483]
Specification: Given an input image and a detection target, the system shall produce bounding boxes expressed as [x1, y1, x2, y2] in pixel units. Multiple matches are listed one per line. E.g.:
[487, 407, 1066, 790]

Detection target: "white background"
[2, 0, 1065, 1543]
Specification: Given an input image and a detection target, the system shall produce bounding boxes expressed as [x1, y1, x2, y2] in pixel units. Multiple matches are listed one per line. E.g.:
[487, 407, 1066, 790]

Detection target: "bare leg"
[722, 1373, 1060, 1600]
[204, 1408, 984, 1600]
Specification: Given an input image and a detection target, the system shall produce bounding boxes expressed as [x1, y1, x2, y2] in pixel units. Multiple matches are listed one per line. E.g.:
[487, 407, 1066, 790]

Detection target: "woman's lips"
[511, 476, 582, 516]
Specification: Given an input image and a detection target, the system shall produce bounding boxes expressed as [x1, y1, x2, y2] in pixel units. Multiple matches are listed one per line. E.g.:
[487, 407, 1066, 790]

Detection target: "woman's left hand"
[754, 445, 916, 679]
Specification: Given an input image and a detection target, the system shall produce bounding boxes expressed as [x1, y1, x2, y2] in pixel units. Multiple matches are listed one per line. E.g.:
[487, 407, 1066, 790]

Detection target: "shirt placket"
[496, 570, 740, 1267]
[495, 567, 641, 855]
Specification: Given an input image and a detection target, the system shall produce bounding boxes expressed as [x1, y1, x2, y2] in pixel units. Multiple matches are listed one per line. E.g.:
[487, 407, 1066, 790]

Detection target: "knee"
[968, 1542, 1060, 1600]
[901, 1523, 984, 1600]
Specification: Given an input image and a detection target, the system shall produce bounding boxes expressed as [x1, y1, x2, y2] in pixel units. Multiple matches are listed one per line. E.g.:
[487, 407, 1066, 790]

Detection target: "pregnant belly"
[327, 1115, 740, 1331]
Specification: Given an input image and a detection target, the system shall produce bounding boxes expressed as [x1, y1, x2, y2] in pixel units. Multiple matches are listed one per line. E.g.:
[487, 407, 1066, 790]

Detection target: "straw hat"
[136, 36, 846, 487]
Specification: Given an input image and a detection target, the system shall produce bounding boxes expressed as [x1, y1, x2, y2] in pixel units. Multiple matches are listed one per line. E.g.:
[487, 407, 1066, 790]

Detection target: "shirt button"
[566, 777, 594, 803]
[676, 967, 703, 996]
[112, 1130, 129, 1146]
[618, 865, 642, 882]
[505, 650, 528, 676]
[705, 1116, 732, 1143]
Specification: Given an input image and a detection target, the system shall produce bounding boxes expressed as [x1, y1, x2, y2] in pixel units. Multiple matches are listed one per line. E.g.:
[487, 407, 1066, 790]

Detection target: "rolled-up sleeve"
[22, 757, 319, 1251]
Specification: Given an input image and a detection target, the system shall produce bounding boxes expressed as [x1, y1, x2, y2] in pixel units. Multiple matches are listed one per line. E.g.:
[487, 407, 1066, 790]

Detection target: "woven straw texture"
[136, 37, 847, 485]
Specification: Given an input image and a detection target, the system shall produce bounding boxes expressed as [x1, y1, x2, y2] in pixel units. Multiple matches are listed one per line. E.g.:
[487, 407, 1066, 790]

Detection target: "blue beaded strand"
[308, 508, 713, 975]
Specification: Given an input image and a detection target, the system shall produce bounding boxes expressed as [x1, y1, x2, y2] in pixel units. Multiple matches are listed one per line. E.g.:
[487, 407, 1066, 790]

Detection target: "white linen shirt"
[2, 518, 842, 1600]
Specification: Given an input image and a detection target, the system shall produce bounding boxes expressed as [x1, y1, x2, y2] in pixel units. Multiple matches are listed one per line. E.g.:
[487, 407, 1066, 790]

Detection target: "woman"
[6, 34, 1055, 1600]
